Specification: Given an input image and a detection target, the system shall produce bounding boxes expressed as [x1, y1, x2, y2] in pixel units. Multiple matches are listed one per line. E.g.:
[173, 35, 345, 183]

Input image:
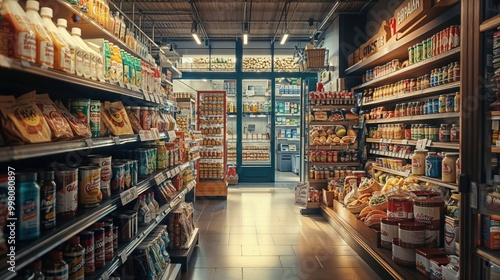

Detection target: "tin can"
[111, 163, 125, 194]
[392, 238, 416, 266]
[438, 95, 447, 113]
[79, 230, 95, 275]
[78, 166, 102, 208]
[119, 160, 132, 189]
[399, 222, 426, 248]
[388, 195, 414, 219]
[415, 43, 422, 63]
[381, 218, 402, 249]
[435, 32, 441, 56]
[87, 155, 112, 199]
[92, 222, 106, 268]
[443, 28, 450, 53]
[89, 100, 101, 138]
[113, 214, 132, 243]
[69, 99, 90, 126]
[444, 216, 459, 254]
[452, 25, 460, 48]
[425, 227, 441, 247]
[54, 167, 78, 218]
[432, 35, 437, 57]
[135, 149, 149, 177]
[426, 38, 433, 58]
[112, 225, 119, 249]
[408, 46, 414, 65]
[103, 223, 114, 262]
[414, 199, 444, 229]
[124, 210, 138, 236]
[422, 40, 427, 60]
[446, 94, 455, 112]
[432, 99, 439, 114]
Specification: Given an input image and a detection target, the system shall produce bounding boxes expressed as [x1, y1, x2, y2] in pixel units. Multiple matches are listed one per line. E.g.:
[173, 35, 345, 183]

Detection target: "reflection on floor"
[275, 171, 300, 182]
[181, 187, 382, 280]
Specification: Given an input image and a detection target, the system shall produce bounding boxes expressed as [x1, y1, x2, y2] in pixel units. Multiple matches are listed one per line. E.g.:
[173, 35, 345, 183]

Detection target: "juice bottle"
[102, 40, 111, 80]
[25, 0, 54, 68]
[107, 11, 114, 33]
[71, 27, 91, 79]
[115, 46, 123, 83]
[121, 50, 129, 84]
[0, 0, 37, 62]
[56, 18, 79, 75]
[112, 11, 120, 38]
[129, 53, 135, 87]
[16, 172, 40, 241]
[135, 57, 142, 89]
[94, 0, 102, 26]
[85, 40, 104, 81]
[119, 15, 126, 42]
[87, 0, 96, 20]
[102, 0, 110, 29]
[40, 7, 72, 72]
[109, 42, 117, 81]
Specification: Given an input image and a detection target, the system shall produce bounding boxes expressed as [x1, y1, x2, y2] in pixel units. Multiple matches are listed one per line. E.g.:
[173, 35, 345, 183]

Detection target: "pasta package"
[34, 93, 74, 140]
[100, 101, 134, 135]
[0, 92, 52, 144]
[55, 100, 92, 139]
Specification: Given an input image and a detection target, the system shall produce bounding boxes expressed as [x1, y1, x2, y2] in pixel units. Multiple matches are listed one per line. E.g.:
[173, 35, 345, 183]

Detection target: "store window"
[177, 41, 235, 72]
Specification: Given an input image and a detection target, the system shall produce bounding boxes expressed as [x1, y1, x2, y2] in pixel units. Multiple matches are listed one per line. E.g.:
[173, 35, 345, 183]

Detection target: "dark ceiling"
[114, 0, 376, 43]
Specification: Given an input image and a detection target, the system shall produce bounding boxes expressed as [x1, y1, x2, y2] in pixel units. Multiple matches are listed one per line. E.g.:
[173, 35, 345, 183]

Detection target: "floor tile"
[230, 226, 257, 234]
[218, 245, 242, 256]
[242, 245, 261, 256]
[257, 234, 275, 245]
[243, 268, 285, 280]
[194, 256, 282, 268]
[196, 245, 219, 257]
[214, 268, 243, 280]
[259, 245, 295, 256]
[181, 268, 215, 280]
[317, 256, 367, 268]
[272, 234, 309, 245]
[279, 256, 322, 268]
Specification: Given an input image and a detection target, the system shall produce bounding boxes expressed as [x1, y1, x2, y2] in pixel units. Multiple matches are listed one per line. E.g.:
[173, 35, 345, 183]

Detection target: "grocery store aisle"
[180, 187, 381, 280]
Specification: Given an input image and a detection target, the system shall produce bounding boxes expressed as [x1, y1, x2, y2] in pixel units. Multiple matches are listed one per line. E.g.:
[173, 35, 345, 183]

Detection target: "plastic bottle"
[63, 235, 85, 280]
[102, 0, 110, 29]
[0, 0, 37, 62]
[135, 57, 142, 89]
[149, 192, 160, 217]
[38, 170, 56, 230]
[40, 7, 72, 72]
[85, 40, 104, 81]
[44, 250, 69, 280]
[25, 0, 54, 68]
[133, 195, 151, 225]
[16, 172, 40, 241]
[114, 45, 123, 83]
[112, 11, 120, 38]
[119, 15, 127, 42]
[56, 18, 81, 76]
[71, 27, 91, 79]
[31, 259, 45, 280]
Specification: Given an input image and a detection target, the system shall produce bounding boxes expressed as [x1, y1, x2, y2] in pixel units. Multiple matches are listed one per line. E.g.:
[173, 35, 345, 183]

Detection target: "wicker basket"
[369, 201, 387, 211]
[305, 48, 326, 69]
[347, 202, 368, 214]
[358, 179, 381, 195]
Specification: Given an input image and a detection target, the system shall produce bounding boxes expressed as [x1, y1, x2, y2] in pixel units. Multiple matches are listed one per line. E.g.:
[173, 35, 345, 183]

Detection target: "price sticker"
[125, 84, 132, 90]
[167, 130, 177, 140]
[416, 139, 425, 149]
[84, 139, 93, 147]
[176, 167, 181, 173]
[166, 170, 172, 178]
[118, 81, 125, 88]
[98, 76, 106, 83]
[139, 130, 147, 141]
[120, 187, 138, 206]
[144, 92, 151, 101]
[427, 139, 433, 147]
[40, 64, 49, 70]
[154, 173, 166, 185]
[120, 252, 128, 263]
[131, 85, 139, 92]
[401, 139, 409, 145]
[114, 136, 120, 145]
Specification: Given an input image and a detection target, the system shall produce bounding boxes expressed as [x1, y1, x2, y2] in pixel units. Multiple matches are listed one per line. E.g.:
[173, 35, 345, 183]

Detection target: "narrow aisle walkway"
[181, 186, 382, 280]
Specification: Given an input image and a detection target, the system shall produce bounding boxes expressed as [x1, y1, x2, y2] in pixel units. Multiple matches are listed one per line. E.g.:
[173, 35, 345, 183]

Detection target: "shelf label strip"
[154, 173, 166, 185]
[120, 186, 138, 206]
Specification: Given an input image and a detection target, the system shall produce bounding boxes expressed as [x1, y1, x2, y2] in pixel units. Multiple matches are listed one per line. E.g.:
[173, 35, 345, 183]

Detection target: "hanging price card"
[154, 173, 166, 185]
[151, 128, 161, 140]
[120, 186, 138, 206]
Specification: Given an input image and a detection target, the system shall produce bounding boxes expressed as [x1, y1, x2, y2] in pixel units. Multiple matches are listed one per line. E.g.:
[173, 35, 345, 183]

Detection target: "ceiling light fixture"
[280, 30, 289, 45]
[191, 21, 202, 45]
[243, 22, 249, 45]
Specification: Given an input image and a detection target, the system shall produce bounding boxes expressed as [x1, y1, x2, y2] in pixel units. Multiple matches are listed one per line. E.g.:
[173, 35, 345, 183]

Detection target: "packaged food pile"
[167, 203, 195, 250]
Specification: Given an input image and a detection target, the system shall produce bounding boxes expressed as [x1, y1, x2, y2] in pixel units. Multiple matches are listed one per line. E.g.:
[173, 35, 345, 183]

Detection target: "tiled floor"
[275, 170, 300, 182]
[181, 186, 382, 280]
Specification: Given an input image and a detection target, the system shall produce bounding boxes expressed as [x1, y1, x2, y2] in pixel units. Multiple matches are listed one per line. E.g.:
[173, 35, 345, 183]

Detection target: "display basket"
[305, 48, 326, 69]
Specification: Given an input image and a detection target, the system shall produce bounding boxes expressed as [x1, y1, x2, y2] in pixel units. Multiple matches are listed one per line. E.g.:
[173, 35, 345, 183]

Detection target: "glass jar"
[155, 141, 167, 170]
[439, 124, 450, 142]
[450, 124, 460, 142]
[412, 150, 428, 175]
[425, 152, 442, 178]
[442, 153, 460, 183]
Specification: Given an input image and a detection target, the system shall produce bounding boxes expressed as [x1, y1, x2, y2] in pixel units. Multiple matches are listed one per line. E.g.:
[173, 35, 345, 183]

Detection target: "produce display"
[243, 57, 271, 71]
[309, 126, 357, 145]
[362, 61, 460, 103]
[185, 57, 235, 71]
[274, 57, 297, 71]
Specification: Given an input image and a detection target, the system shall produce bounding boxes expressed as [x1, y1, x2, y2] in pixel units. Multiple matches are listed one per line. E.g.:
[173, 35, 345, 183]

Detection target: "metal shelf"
[275, 124, 300, 127]
[371, 165, 458, 191]
[480, 14, 500, 32]
[309, 162, 360, 167]
[365, 112, 459, 124]
[369, 150, 411, 159]
[276, 94, 301, 99]
[0, 163, 189, 280]
[310, 105, 357, 110]
[309, 143, 358, 150]
[476, 248, 500, 267]
[345, 5, 460, 75]
[353, 48, 460, 90]
[276, 113, 301, 117]
[310, 120, 359, 126]
[365, 138, 459, 150]
[0, 133, 171, 163]
[362, 82, 460, 107]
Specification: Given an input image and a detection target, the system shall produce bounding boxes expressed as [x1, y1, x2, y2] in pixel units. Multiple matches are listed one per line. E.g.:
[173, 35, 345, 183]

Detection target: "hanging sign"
[394, 0, 432, 33]
[358, 21, 392, 60]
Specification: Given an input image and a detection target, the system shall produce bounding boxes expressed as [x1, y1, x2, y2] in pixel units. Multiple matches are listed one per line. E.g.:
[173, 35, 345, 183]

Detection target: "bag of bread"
[0, 92, 52, 144]
[34, 94, 74, 140]
[55, 100, 92, 139]
[101, 101, 134, 135]
[125, 107, 142, 133]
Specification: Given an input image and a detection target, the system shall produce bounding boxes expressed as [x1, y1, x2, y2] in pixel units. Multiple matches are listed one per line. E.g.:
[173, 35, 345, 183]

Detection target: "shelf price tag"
[131, 85, 139, 92]
[84, 139, 93, 147]
[151, 128, 161, 140]
[144, 92, 151, 101]
[496, 140, 500, 148]
[166, 170, 172, 178]
[120, 186, 138, 206]
[401, 139, 409, 145]
[120, 252, 128, 264]
[125, 84, 132, 90]
[114, 136, 120, 145]
[154, 173, 166, 185]
[416, 139, 426, 150]
[426, 139, 433, 147]
[167, 130, 177, 140]
[20, 60, 31, 68]
[139, 130, 153, 141]
[102, 271, 109, 280]
[404, 170, 411, 177]
[118, 81, 125, 88]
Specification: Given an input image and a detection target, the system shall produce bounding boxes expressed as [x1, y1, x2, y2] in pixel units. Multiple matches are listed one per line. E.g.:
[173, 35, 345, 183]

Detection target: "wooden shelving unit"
[365, 138, 460, 150]
[365, 112, 459, 124]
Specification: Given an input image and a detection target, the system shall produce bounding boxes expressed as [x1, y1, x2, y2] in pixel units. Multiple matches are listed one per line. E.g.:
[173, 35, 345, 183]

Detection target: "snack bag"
[34, 93, 74, 140]
[100, 101, 134, 135]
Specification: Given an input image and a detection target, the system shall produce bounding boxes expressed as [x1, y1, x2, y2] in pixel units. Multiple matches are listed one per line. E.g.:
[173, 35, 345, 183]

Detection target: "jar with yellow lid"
[411, 150, 428, 175]
[442, 153, 459, 183]
[155, 141, 167, 170]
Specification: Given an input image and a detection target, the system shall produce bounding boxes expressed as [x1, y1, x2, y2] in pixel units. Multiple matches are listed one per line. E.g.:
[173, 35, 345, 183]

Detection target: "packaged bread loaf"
[0, 92, 52, 144]
[100, 101, 134, 135]
[34, 93, 74, 140]
[55, 100, 92, 139]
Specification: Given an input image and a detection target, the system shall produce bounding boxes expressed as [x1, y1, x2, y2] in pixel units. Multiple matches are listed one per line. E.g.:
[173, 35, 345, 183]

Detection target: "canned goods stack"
[309, 167, 359, 180]
[408, 25, 460, 65]
[309, 150, 358, 163]
[370, 143, 413, 158]
[308, 90, 356, 105]
[375, 157, 407, 172]
[362, 59, 400, 83]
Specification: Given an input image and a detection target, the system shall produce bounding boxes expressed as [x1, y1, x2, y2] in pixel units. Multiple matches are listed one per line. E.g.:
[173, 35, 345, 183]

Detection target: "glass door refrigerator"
[238, 79, 273, 182]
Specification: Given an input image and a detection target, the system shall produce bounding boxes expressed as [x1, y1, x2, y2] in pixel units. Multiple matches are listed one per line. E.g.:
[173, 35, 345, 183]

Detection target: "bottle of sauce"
[25, 0, 54, 68]
[44, 250, 69, 280]
[41, 8, 72, 73]
[38, 170, 56, 230]
[63, 235, 85, 280]
[454, 92, 460, 112]
[16, 172, 40, 241]
[85, 41, 105, 81]
[56, 18, 80, 75]
[31, 259, 45, 280]
[91, 222, 106, 269]
[453, 62, 460, 82]
[450, 124, 460, 142]
[71, 27, 92, 79]
[0, 0, 37, 62]
[412, 150, 428, 175]
[442, 153, 460, 183]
